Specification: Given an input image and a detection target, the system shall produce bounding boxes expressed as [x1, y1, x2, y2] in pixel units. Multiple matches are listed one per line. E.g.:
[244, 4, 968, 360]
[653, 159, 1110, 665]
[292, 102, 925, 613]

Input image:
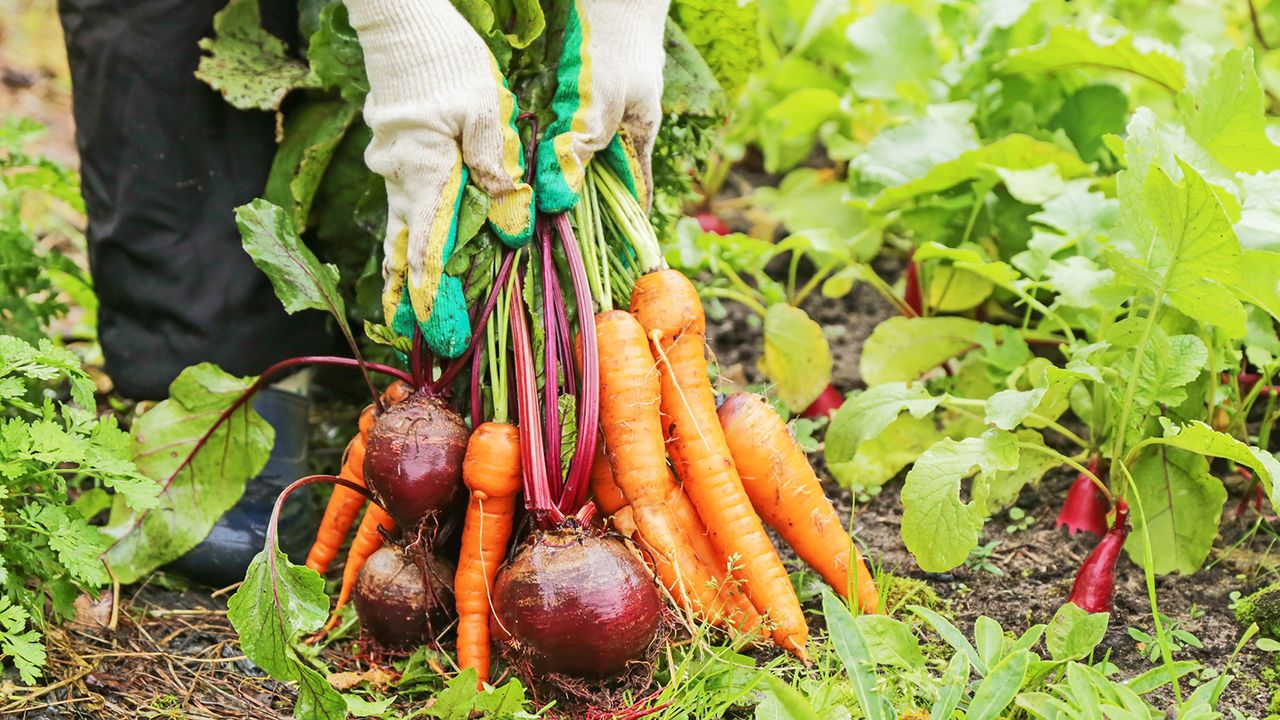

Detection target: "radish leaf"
[1123, 447, 1226, 575]
[759, 304, 831, 412]
[228, 548, 346, 720]
[1002, 24, 1184, 92]
[102, 364, 272, 583]
[859, 316, 982, 385]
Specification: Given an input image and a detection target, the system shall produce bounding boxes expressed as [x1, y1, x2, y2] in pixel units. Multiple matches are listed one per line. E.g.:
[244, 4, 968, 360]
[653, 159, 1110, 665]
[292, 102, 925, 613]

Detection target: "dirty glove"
[348, 0, 533, 358]
[536, 0, 671, 213]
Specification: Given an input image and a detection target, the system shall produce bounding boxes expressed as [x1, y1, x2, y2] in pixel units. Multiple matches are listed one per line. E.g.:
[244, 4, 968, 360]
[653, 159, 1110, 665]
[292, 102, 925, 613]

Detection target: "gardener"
[56, 0, 668, 586]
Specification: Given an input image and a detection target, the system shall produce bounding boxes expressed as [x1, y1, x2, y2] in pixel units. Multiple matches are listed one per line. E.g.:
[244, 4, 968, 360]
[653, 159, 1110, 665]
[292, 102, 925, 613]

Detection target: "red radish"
[902, 251, 922, 317]
[1067, 500, 1129, 613]
[353, 545, 455, 647]
[489, 527, 661, 676]
[363, 391, 469, 532]
[693, 210, 730, 236]
[800, 384, 844, 419]
[1056, 457, 1108, 537]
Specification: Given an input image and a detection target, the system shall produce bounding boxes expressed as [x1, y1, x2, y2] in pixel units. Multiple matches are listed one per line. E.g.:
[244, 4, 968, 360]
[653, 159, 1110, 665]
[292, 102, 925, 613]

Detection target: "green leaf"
[984, 388, 1047, 431]
[1140, 161, 1246, 338]
[264, 100, 360, 231]
[859, 316, 983, 385]
[871, 134, 1091, 211]
[195, 0, 319, 112]
[968, 650, 1033, 720]
[228, 548, 346, 720]
[364, 320, 413, 355]
[825, 383, 942, 481]
[1150, 419, 1280, 511]
[901, 430, 1019, 572]
[1045, 603, 1109, 661]
[669, 0, 761, 101]
[308, 2, 368, 102]
[1050, 84, 1129, 164]
[759, 88, 843, 173]
[843, 4, 939, 100]
[994, 165, 1067, 205]
[1233, 249, 1280, 322]
[1182, 48, 1280, 174]
[853, 615, 925, 670]
[1237, 173, 1280, 252]
[36, 505, 109, 586]
[822, 591, 893, 720]
[1123, 447, 1226, 575]
[759, 304, 832, 412]
[909, 605, 985, 673]
[102, 364, 272, 584]
[852, 102, 979, 188]
[1002, 24, 1185, 92]
[422, 668, 531, 718]
[926, 266, 994, 312]
[0, 600, 44, 684]
[662, 19, 727, 117]
[828, 414, 943, 489]
[236, 199, 347, 323]
[492, 0, 545, 49]
[985, 430, 1060, 513]
[755, 674, 821, 720]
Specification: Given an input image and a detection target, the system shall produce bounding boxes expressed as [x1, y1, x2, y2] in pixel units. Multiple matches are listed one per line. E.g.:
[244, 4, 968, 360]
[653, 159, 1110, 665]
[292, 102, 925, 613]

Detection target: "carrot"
[591, 446, 762, 635]
[323, 501, 395, 632]
[456, 422, 522, 687]
[305, 381, 414, 574]
[594, 310, 728, 625]
[630, 269, 808, 659]
[718, 392, 879, 614]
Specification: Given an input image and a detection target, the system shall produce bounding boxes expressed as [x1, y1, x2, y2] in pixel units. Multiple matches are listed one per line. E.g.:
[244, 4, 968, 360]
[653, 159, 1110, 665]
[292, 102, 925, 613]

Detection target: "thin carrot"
[718, 392, 880, 614]
[456, 422, 522, 687]
[305, 381, 413, 574]
[591, 446, 761, 635]
[323, 500, 395, 632]
[595, 310, 728, 625]
[631, 269, 808, 659]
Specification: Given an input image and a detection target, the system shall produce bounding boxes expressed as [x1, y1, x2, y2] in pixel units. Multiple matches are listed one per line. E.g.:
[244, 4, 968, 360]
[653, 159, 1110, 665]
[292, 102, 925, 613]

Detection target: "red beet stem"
[540, 222, 565, 497]
[902, 250, 922, 318]
[554, 213, 600, 515]
[800, 384, 844, 419]
[1057, 457, 1109, 537]
[1067, 499, 1129, 613]
[510, 270, 564, 526]
[442, 250, 516, 397]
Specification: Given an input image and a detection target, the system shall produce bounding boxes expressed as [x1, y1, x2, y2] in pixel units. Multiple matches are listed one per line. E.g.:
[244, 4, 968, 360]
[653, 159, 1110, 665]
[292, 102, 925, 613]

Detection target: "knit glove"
[536, 0, 671, 213]
[347, 0, 533, 358]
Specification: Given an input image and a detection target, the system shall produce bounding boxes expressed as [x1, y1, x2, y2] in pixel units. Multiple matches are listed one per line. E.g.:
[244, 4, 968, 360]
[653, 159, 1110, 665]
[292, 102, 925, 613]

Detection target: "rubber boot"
[165, 387, 318, 587]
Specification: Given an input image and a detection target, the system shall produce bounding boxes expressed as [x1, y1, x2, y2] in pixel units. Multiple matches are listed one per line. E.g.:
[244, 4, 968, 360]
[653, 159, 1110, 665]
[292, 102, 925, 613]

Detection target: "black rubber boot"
[165, 387, 318, 587]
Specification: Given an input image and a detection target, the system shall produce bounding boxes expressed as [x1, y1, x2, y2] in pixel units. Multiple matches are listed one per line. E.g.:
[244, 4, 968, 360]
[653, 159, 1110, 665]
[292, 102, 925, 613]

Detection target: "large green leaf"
[228, 548, 346, 720]
[1233, 249, 1280, 322]
[901, 430, 1019, 572]
[1150, 419, 1280, 511]
[859, 316, 983, 385]
[985, 430, 1059, 513]
[195, 0, 319, 113]
[1123, 447, 1226, 575]
[1050, 84, 1129, 164]
[236, 199, 347, 323]
[851, 102, 979, 188]
[662, 19, 727, 117]
[759, 304, 832, 412]
[264, 100, 359, 232]
[1002, 24, 1184, 92]
[828, 414, 943, 489]
[1140, 161, 1246, 338]
[870, 135, 1090, 210]
[669, 0, 760, 101]
[101, 365, 272, 583]
[843, 4, 939, 100]
[308, 2, 367, 102]
[1182, 48, 1280, 174]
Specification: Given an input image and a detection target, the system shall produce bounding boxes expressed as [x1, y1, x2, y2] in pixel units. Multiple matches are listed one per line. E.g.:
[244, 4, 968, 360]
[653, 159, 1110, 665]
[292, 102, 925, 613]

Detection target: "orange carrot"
[305, 380, 414, 574]
[591, 446, 762, 635]
[718, 392, 880, 614]
[323, 498, 395, 632]
[595, 310, 728, 625]
[456, 422, 522, 687]
[631, 269, 808, 659]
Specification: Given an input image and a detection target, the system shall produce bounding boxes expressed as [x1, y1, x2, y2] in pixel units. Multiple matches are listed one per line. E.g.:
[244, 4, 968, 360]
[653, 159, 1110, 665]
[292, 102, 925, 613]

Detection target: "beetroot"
[363, 391, 469, 531]
[490, 528, 660, 677]
[800, 384, 844, 419]
[1067, 500, 1129, 613]
[353, 545, 456, 647]
[1056, 457, 1108, 537]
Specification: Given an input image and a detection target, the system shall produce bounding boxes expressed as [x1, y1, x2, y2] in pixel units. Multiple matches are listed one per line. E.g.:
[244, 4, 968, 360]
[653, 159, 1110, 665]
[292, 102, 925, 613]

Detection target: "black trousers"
[58, 0, 330, 400]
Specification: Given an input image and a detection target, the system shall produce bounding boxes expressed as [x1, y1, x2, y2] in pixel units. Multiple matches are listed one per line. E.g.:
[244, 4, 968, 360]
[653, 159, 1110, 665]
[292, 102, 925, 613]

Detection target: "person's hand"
[347, 0, 533, 358]
[536, 0, 671, 213]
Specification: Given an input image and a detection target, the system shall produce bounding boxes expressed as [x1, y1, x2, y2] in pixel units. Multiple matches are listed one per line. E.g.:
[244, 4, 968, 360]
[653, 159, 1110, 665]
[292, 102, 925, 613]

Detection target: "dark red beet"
[353, 545, 456, 647]
[693, 210, 730, 236]
[1056, 457, 1108, 537]
[363, 392, 469, 531]
[800, 384, 844, 419]
[490, 528, 660, 677]
[1067, 500, 1129, 613]
[902, 251, 922, 316]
